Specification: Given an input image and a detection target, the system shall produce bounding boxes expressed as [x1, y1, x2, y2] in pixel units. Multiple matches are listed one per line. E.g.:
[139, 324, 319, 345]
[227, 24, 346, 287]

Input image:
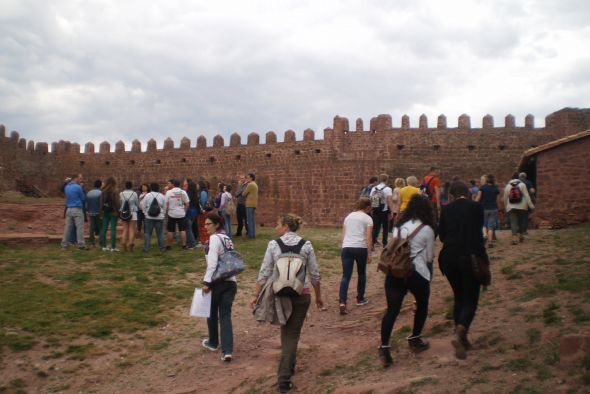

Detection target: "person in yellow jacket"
[242, 173, 259, 239]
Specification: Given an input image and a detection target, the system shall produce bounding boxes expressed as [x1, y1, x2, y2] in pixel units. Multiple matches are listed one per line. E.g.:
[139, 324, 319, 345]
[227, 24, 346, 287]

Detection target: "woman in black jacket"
[438, 181, 486, 360]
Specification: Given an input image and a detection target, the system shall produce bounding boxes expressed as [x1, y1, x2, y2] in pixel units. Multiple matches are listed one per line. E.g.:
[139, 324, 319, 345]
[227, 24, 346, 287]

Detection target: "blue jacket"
[86, 188, 102, 215]
[65, 182, 85, 208]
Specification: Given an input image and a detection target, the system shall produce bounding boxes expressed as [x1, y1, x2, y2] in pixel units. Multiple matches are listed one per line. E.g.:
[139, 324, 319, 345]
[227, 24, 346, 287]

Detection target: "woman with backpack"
[250, 213, 324, 393]
[438, 181, 487, 360]
[503, 173, 535, 245]
[119, 181, 139, 252]
[201, 212, 237, 362]
[379, 194, 435, 367]
[338, 197, 373, 315]
[100, 177, 119, 252]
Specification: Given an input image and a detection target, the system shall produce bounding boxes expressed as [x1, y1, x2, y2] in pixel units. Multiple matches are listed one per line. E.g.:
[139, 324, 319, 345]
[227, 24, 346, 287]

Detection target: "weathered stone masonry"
[1, 107, 589, 226]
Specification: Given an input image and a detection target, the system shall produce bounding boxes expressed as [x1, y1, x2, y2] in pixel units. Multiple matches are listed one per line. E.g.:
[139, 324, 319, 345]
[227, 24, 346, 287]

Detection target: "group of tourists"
[60, 167, 537, 393]
[60, 173, 259, 253]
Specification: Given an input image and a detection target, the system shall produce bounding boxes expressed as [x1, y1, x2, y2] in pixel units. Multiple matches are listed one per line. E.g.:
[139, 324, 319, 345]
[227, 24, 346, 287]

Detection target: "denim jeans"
[88, 214, 102, 245]
[221, 210, 232, 239]
[246, 207, 256, 238]
[339, 247, 368, 304]
[62, 207, 86, 247]
[444, 255, 481, 330]
[185, 217, 197, 247]
[143, 219, 166, 252]
[207, 281, 237, 356]
[278, 294, 311, 385]
[381, 273, 430, 346]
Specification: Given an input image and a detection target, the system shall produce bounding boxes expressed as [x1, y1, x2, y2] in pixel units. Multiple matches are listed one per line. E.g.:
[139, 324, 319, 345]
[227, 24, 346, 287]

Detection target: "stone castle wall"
[2, 108, 589, 226]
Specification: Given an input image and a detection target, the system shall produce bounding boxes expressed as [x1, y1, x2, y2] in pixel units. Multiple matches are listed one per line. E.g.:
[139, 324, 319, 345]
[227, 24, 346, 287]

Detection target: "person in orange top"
[422, 167, 442, 218]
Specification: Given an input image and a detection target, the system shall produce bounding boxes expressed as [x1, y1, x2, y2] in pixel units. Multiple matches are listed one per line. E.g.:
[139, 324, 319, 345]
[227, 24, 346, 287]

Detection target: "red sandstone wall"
[534, 137, 590, 227]
[1, 108, 588, 226]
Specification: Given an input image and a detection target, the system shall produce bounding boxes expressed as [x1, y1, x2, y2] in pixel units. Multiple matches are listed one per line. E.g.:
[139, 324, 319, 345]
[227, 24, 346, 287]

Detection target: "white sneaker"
[221, 354, 232, 362]
[111, 248, 120, 252]
[102, 247, 110, 251]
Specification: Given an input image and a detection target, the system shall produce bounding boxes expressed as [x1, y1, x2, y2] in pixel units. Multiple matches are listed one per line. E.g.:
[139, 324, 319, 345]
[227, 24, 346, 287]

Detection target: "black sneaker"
[407, 335, 430, 353]
[278, 381, 293, 393]
[379, 346, 393, 367]
[356, 298, 369, 306]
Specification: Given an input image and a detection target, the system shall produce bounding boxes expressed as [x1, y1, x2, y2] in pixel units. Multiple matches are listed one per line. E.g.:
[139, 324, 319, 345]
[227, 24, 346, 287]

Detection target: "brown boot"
[452, 325, 468, 360]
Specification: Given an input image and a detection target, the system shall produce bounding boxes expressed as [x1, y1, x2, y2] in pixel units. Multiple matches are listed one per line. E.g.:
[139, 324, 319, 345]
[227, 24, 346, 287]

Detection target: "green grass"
[542, 302, 562, 325]
[0, 226, 342, 354]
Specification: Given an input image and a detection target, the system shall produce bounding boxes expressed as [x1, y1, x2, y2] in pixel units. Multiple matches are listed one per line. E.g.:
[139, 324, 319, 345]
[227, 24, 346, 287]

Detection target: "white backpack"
[272, 238, 308, 297]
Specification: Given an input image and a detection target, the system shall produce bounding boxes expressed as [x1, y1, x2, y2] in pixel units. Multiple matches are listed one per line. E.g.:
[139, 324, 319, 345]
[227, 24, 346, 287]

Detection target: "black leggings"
[444, 256, 480, 330]
[381, 272, 430, 346]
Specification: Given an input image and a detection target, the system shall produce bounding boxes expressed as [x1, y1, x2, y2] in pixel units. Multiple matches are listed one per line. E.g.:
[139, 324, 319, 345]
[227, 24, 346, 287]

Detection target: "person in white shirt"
[370, 173, 394, 247]
[379, 194, 435, 367]
[142, 182, 166, 253]
[338, 197, 373, 315]
[201, 212, 237, 362]
[164, 179, 190, 250]
[119, 181, 140, 252]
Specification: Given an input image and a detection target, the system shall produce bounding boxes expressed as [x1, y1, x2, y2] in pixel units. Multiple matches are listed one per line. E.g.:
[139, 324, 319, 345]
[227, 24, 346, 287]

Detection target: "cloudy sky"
[1, 0, 589, 150]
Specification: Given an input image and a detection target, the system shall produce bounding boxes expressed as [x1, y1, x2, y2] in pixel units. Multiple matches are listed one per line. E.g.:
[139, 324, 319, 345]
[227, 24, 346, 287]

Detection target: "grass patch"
[399, 377, 439, 394]
[0, 333, 37, 351]
[505, 357, 533, 372]
[526, 328, 541, 344]
[542, 302, 562, 325]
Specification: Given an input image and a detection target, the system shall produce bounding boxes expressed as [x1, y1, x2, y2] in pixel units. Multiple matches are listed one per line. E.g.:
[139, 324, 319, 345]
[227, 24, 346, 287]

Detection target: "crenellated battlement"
[2, 107, 589, 226]
[0, 112, 552, 155]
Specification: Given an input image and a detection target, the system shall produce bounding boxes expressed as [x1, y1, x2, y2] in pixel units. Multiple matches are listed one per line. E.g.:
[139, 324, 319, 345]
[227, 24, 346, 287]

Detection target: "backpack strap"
[216, 234, 231, 252]
[406, 223, 427, 241]
[275, 238, 307, 254]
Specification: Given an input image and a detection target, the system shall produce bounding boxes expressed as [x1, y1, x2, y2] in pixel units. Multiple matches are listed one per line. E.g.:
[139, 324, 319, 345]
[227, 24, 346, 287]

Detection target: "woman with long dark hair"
[100, 177, 119, 252]
[438, 181, 486, 360]
[196, 180, 210, 246]
[379, 194, 435, 367]
[185, 180, 199, 249]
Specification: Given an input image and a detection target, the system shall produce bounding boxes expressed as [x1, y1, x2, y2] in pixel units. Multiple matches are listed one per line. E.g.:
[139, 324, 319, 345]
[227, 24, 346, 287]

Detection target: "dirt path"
[1, 200, 588, 393]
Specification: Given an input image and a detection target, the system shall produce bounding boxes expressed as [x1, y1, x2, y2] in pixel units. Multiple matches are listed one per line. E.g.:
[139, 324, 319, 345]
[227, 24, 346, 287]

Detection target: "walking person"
[438, 181, 487, 360]
[370, 173, 394, 248]
[390, 177, 405, 227]
[202, 212, 237, 362]
[120, 181, 139, 252]
[234, 174, 248, 237]
[503, 173, 535, 245]
[85, 179, 102, 247]
[142, 183, 166, 253]
[100, 176, 119, 252]
[475, 175, 501, 248]
[398, 176, 420, 216]
[250, 214, 324, 392]
[339, 197, 373, 315]
[379, 194, 435, 367]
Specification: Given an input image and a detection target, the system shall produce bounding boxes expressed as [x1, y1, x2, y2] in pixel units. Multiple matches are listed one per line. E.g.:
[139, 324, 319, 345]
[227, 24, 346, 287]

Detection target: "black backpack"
[120, 194, 132, 221]
[147, 193, 161, 217]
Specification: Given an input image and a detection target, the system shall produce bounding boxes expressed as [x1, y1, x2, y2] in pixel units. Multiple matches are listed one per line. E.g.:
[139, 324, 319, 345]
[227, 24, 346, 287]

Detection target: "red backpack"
[508, 181, 523, 204]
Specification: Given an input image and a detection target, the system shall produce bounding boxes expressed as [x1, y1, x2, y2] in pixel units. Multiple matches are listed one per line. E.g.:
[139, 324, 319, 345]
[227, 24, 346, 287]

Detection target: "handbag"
[470, 253, 491, 287]
[210, 235, 245, 283]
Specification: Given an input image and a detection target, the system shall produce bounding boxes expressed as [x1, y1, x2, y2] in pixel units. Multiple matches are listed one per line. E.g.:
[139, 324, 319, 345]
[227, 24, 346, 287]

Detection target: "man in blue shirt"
[62, 174, 88, 250]
[85, 179, 102, 247]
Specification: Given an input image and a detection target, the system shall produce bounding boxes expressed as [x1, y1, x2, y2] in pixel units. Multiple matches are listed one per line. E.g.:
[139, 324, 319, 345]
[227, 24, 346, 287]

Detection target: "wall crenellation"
[2, 107, 590, 226]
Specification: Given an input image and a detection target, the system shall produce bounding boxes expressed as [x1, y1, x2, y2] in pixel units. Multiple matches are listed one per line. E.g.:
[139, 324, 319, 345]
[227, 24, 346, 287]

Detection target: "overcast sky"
[1, 0, 589, 150]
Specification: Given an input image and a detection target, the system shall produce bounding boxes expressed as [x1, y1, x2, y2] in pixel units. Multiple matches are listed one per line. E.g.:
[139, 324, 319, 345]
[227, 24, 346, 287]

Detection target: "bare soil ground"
[1, 197, 589, 393]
